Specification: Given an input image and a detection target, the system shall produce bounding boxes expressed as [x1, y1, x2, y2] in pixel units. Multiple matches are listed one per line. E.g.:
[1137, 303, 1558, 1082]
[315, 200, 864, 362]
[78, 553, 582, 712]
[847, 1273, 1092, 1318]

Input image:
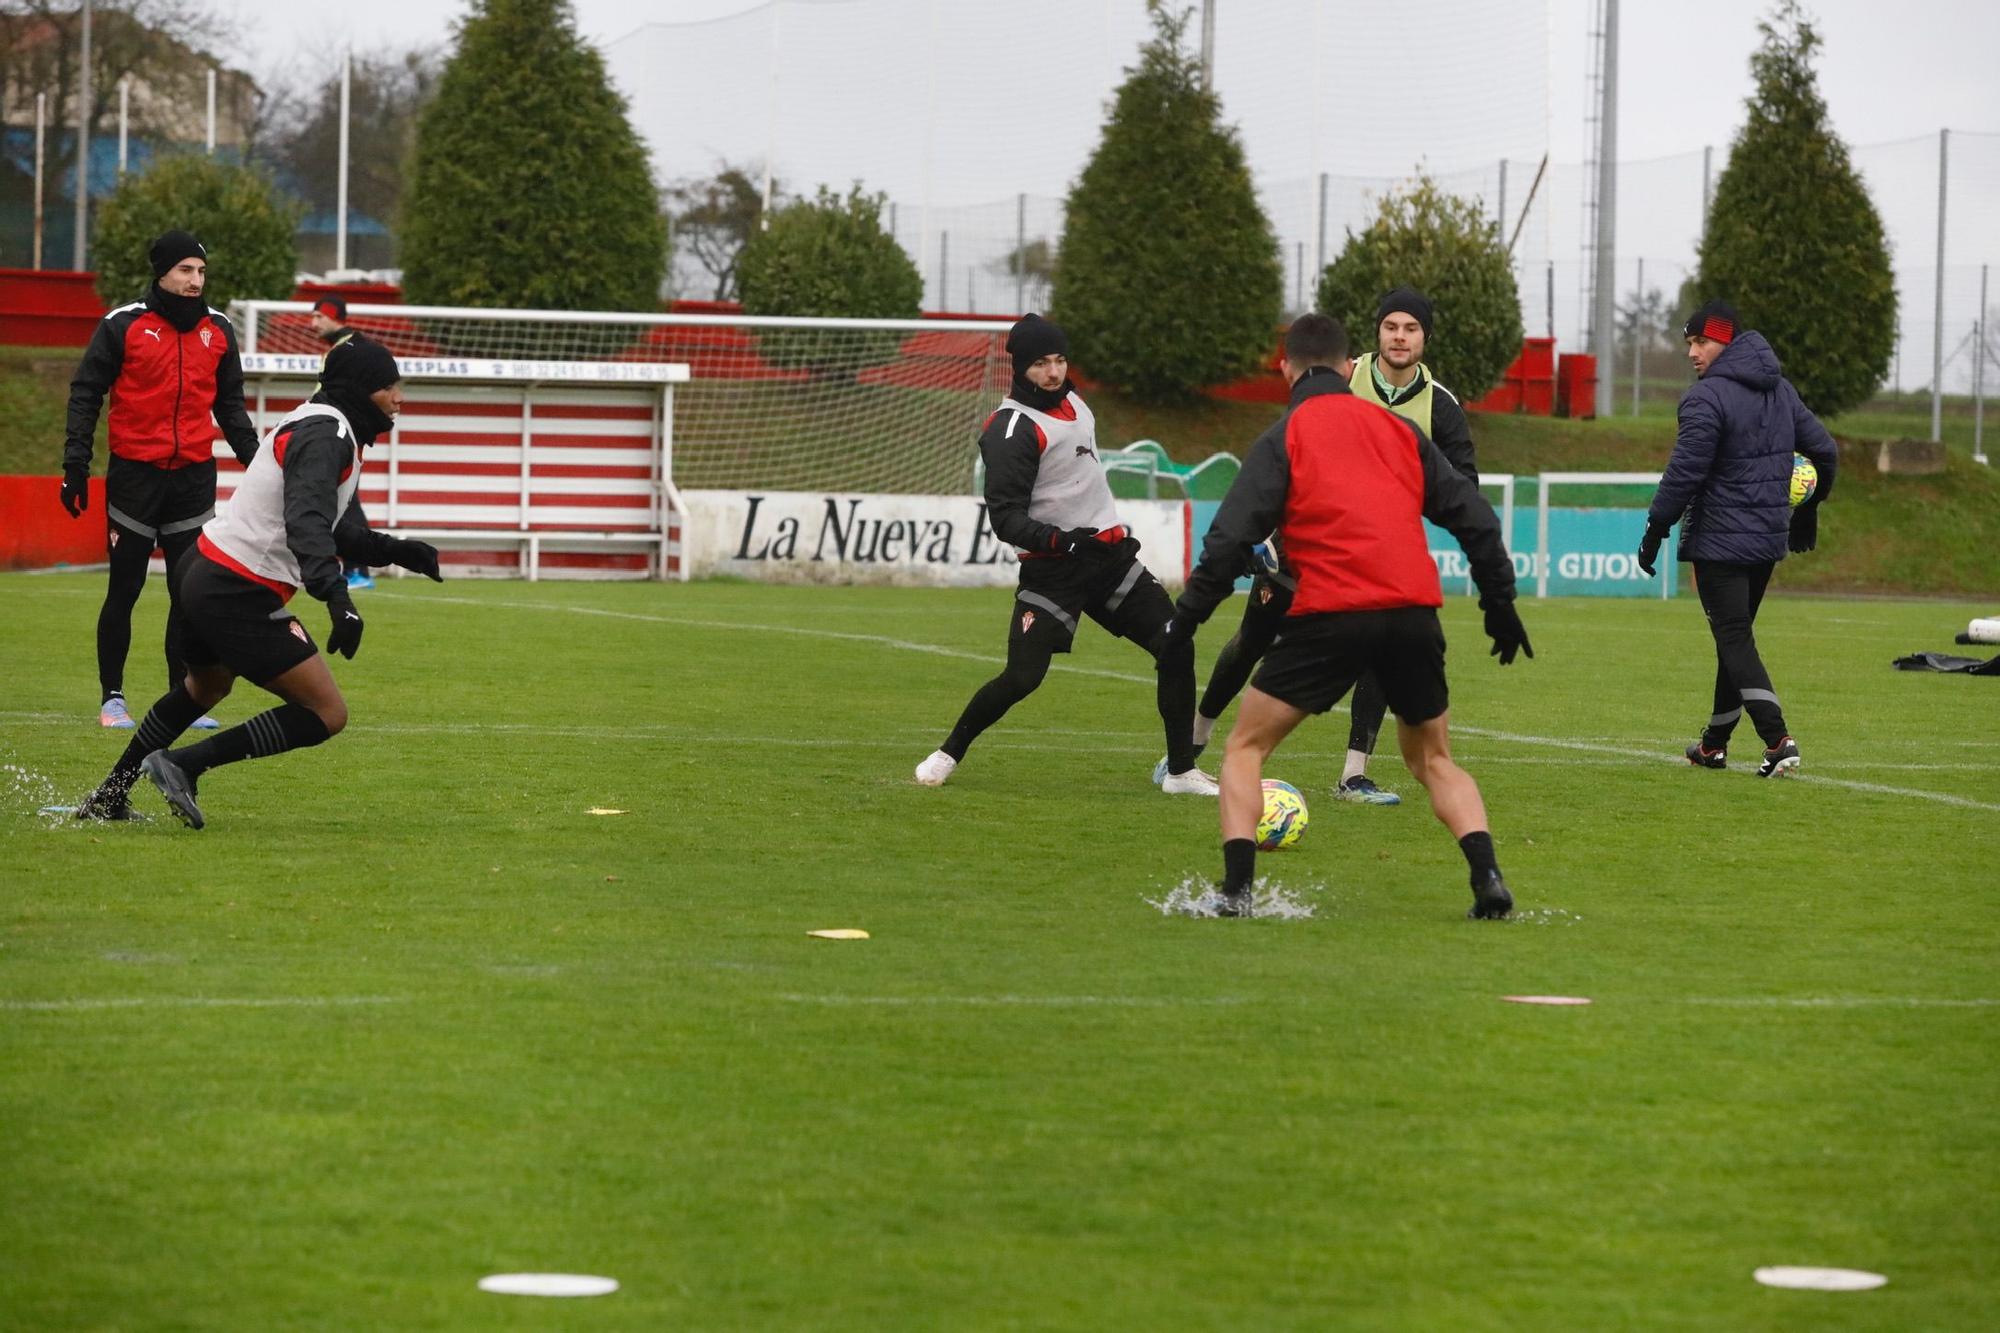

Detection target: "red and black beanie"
[312, 295, 348, 322]
[1683, 300, 1740, 344]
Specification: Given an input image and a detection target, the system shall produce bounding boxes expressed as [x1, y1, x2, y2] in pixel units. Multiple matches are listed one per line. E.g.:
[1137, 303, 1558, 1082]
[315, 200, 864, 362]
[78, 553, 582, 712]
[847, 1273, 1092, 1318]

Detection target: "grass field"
[3, 574, 1998, 1330]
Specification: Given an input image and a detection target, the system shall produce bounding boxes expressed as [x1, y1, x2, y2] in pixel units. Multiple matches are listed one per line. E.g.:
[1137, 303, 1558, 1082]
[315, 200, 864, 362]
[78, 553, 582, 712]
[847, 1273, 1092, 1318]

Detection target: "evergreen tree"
[399, 0, 666, 311]
[91, 155, 298, 308]
[1316, 175, 1522, 400]
[1053, 3, 1281, 404]
[1694, 0, 1894, 414]
[736, 185, 921, 370]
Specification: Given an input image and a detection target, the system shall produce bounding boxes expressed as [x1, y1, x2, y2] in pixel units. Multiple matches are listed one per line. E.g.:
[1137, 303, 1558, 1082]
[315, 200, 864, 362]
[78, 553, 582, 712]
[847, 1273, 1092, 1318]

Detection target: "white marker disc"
[586, 808, 627, 816]
[478, 1273, 619, 1297]
[1753, 1266, 1886, 1291]
[807, 929, 870, 940]
[1501, 995, 1593, 1006]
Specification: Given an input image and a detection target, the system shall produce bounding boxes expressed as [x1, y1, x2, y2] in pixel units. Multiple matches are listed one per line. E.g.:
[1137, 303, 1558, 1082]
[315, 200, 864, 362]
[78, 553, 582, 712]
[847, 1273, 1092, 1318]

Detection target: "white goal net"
[232, 302, 1014, 496]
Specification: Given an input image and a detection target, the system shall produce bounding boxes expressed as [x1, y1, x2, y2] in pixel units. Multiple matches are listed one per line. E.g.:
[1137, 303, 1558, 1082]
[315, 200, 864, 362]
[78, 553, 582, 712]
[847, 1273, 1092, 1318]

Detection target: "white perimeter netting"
[235, 304, 1012, 495]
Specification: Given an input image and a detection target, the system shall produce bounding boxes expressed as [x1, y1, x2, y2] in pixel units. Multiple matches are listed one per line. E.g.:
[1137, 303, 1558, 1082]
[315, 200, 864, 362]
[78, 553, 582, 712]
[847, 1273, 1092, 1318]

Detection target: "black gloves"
[1788, 501, 1820, 553]
[59, 468, 88, 518]
[387, 537, 443, 581]
[1051, 526, 1117, 558]
[1481, 596, 1534, 666]
[1636, 520, 1670, 577]
[325, 591, 364, 660]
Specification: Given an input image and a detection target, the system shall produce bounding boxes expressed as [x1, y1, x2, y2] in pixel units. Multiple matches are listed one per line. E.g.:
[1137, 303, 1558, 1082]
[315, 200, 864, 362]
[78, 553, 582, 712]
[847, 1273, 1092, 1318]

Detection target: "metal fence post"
[1932, 128, 1947, 443]
[32, 93, 45, 270]
[1014, 192, 1026, 315]
[1632, 257, 1643, 416]
[72, 0, 92, 271]
[1976, 263, 1990, 466]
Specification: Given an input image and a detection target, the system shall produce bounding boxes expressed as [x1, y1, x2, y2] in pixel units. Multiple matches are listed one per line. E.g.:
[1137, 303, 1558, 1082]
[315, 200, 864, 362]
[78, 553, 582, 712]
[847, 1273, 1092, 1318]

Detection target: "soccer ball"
[1790, 453, 1818, 508]
[1256, 779, 1309, 851]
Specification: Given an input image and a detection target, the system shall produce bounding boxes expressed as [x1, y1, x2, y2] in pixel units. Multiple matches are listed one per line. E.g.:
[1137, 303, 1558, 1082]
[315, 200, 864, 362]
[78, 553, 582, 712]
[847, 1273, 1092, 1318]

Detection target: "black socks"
[1458, 830, 1499, 885]
[1222, 838, 1257, 894]
[172, 704, 331, 779]
[98, 685, 207, 800]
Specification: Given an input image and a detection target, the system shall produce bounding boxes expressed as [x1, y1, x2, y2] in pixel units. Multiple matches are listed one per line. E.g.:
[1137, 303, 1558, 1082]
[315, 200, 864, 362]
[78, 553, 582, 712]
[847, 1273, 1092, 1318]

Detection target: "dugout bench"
[218, 355, 692, 581]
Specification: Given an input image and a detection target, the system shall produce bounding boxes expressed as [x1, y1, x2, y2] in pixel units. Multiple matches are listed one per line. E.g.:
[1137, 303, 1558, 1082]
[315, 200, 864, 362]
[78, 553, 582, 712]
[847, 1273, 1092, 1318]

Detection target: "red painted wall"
[0, 269, 105, 346]
[0, 476, 104, 569]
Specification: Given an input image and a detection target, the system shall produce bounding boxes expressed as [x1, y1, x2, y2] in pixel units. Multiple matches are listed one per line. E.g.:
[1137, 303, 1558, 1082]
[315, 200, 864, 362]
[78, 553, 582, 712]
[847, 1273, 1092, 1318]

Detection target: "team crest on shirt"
[107, 529, 119, 549]
[199, 325, 214, 348]
[1020, 610, 1036, 634]
[288, 620, 308, 643]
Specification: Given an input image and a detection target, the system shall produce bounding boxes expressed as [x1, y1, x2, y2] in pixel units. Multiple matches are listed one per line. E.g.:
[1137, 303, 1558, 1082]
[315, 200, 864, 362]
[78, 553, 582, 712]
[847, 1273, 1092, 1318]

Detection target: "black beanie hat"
[149, 230, 206, 279]
[321, 332, 401, 397]
[1683, 300, 1740, 344]
[1006, 313, 1069, 376]
[1375, 287, 1434, 341]
[312, 295, 348, 321]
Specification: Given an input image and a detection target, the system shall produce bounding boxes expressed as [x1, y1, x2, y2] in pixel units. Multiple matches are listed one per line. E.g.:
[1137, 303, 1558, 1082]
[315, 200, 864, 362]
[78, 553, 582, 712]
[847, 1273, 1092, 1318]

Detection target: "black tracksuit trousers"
[1693, 559, 1788, 749]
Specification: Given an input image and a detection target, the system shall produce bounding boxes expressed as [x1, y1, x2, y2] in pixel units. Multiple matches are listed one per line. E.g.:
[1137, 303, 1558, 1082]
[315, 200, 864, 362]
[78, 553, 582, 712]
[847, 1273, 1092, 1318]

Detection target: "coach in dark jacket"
[1637, 301, 1839, 778]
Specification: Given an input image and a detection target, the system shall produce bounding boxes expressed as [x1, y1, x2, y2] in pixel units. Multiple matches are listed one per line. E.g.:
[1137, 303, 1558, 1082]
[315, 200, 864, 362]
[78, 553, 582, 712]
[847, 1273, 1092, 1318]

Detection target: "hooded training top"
[198, 402, 399, 604]
[64, 287, 258, 473]
[1648, 331, 1840, 564]
[1179, 369, 1514, 623]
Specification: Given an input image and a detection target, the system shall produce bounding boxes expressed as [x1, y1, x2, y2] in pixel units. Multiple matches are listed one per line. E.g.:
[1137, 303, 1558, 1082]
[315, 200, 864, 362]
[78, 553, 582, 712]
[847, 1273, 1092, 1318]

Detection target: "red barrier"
[0, 269, 106, 347]
[0, 475, 105, 569]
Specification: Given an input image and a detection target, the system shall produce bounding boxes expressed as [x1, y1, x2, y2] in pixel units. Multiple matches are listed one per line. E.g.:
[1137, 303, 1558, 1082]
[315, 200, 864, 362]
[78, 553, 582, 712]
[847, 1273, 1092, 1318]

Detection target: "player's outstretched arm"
[334, 502, 442, 581]
[1179, 425, 1289, 627]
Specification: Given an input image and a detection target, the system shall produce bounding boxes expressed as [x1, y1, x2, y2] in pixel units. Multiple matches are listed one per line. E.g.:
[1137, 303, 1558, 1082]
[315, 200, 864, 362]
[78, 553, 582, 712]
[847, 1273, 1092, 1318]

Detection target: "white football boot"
[1161, 766, 1220, 796]
[914, 750, 958, 786]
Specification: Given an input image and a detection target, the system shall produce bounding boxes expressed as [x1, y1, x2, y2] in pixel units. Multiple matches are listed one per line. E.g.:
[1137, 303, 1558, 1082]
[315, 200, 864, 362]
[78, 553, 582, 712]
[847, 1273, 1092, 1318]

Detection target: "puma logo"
[1075, 445, 1096, 460]
[142, 328, 161, 341]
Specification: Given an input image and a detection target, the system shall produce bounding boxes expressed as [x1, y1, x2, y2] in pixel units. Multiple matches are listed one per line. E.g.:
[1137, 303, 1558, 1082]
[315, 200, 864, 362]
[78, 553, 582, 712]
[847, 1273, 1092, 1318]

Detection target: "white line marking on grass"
[776, 993, 1250, 1008]
[367, 596, 2000, 813]
[1, 995, 406, 1013]
[376, 591, 1151, 684]
[1686, 997, 1997, 1009]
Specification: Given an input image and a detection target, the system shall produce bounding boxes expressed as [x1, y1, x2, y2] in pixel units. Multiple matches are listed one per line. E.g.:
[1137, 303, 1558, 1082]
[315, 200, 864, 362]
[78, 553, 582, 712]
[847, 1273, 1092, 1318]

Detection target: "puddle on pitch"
[1146, 876, 1320, 920]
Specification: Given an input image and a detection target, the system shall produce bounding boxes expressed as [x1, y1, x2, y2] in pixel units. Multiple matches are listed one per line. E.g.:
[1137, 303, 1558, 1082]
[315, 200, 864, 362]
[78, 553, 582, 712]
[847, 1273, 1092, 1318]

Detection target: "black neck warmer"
[147, 282, 208, 334]
[1010, 375, 1074, 413]
[313, 387, 395, 448]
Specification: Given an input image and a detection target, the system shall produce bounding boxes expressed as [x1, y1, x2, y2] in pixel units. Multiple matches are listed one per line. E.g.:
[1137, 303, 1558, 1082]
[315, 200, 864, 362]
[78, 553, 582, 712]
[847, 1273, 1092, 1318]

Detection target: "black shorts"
[1251, 606, 1450, 724]
[169, 547, 319, 686]
[106, 455, 216, 549]
[1010, 539, 1173, 653]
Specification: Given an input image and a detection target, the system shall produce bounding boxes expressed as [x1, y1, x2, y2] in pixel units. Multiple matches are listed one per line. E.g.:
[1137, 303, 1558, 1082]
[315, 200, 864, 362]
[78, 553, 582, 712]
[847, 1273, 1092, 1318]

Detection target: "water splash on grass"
[1146, 875, 1319, 920]
[3, 758, 71, 826]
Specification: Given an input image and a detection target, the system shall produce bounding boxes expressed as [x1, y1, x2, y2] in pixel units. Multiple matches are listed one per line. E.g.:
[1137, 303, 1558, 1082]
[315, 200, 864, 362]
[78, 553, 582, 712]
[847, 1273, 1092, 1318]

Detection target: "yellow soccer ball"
[1790, 454, 1818, 508]
[1256, 779, 1309, 851]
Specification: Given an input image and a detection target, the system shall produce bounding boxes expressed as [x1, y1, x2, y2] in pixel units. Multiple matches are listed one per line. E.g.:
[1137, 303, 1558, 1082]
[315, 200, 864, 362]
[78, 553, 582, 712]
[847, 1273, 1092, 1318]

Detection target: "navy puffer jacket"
[1648, 331, 1839, 564]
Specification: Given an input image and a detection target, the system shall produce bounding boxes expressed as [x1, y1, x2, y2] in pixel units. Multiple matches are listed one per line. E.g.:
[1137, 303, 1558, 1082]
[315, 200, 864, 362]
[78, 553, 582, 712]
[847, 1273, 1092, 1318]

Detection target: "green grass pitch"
[2, 573, 1996, 1330]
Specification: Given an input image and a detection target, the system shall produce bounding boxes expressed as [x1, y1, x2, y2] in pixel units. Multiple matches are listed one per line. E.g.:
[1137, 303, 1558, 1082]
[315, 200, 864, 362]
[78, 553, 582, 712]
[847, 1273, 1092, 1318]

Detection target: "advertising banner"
[1188, 501, 1679, 598]
[682, 491, 1190, 588]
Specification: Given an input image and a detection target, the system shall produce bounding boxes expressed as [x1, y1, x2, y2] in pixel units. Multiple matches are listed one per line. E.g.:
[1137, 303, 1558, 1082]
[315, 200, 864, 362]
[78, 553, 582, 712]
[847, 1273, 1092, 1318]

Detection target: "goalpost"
[232, 302, 1016, 498]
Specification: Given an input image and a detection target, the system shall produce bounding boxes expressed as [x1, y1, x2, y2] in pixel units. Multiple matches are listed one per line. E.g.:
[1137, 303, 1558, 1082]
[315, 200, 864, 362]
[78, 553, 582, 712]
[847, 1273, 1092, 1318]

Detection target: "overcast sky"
[237, 0, 1998, 166]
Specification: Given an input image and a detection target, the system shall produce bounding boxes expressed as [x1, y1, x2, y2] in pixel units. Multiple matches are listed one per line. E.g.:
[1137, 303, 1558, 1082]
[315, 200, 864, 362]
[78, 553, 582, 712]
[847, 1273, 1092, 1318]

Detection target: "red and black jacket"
[1179, 369, 1515, 623]
[64, 286, 259, 474]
